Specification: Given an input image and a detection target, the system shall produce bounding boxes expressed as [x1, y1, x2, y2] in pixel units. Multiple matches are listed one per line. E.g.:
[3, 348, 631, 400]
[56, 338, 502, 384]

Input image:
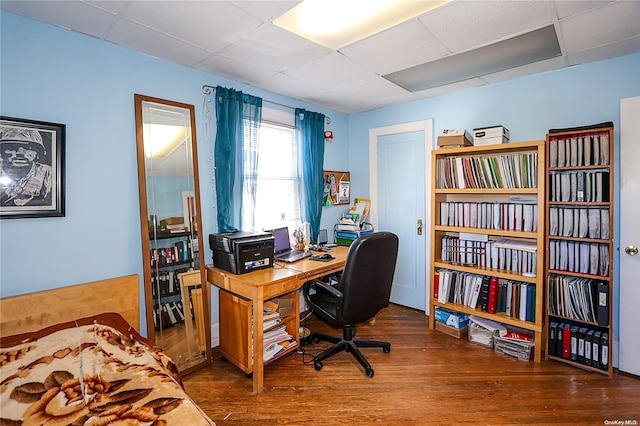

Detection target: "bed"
[0, 274, 216, 425]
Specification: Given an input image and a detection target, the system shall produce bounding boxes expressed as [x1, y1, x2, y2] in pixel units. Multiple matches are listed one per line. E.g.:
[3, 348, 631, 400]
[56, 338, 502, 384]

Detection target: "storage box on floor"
[468, 315, 534, 361]
[434, 307, 469, 338]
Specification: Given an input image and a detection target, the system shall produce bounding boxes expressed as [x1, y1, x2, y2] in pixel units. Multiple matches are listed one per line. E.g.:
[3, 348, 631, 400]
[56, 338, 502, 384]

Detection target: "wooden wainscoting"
[183, 304, 640, 425]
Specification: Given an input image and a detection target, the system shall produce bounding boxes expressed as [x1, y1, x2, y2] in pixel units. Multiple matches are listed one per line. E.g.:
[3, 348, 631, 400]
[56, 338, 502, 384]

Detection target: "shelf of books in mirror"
[429, 140, 546, 362]
[545, 125, 614, 376]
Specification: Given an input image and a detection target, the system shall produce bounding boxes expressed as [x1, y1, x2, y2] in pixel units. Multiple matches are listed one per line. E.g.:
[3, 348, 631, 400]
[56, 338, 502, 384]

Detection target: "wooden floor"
[182, 304, 640, 425]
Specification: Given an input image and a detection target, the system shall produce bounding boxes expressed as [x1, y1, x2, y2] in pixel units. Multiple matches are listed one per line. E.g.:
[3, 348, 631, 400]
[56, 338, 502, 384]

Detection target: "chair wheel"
[314, 361, 323, 371]
[365, 368, 374, 378]
[245, 372, 253, 379]
[312, 336, 320, 344]
[383, 344, 391, 353]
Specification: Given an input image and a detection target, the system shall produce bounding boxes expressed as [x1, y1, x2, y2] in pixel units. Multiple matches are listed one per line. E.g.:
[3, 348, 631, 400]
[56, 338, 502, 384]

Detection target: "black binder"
[597, 282, 610, 326]
[577, 327, 587, 364]
[592, 331, 601, 367]
[570, 325, 579, 362]
[585, 329, 594, 366]
[548, 322, 558, 357]
[600, 332, 609, 371]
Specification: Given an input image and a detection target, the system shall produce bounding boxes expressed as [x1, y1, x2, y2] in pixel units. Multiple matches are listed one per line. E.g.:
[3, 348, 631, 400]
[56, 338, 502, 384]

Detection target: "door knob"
[625, 245, 638, 256]
[416, 219, 423, 236]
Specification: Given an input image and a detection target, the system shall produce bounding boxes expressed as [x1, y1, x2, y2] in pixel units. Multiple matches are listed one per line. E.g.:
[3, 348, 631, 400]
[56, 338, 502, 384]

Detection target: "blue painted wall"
[2, 11, 639, 364]
[348, 52, 640, 365]
[0, 11, 349, 331]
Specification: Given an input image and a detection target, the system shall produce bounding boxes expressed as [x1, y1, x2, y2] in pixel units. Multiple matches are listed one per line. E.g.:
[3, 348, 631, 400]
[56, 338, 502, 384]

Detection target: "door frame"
[369, 120, 433, 309]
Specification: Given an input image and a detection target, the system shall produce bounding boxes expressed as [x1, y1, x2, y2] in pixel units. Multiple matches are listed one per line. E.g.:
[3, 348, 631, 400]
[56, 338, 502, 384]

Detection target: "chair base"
[311, 325, 390, 377]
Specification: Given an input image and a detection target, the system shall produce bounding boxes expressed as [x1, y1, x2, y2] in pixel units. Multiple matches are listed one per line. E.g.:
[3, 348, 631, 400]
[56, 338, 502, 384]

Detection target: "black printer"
[209, 231, 274, 274]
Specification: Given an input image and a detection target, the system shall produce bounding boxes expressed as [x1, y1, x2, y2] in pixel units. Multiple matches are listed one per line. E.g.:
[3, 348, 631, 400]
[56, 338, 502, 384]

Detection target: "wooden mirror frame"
[134, 94, 211, 374]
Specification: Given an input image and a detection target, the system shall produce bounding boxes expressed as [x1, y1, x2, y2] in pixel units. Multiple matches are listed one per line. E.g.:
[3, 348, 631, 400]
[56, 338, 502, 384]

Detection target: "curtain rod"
[202, 84, 331, 125]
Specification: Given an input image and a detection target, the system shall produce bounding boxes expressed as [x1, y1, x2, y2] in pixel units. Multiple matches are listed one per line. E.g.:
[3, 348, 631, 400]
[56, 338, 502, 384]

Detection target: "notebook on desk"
[268, 226, 312, 263]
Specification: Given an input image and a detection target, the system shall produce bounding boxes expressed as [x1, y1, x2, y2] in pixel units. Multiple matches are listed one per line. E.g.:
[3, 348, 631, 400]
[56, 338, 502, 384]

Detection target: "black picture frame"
[0, 116, 65, 219]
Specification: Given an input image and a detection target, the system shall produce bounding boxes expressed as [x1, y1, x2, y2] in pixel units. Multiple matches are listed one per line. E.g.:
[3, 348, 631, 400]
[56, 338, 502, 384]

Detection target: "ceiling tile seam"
[94, 0, 133, 40]
[546, 3, 570, 67]
[109, 14, 226, 58]
[413, 16, 455, 56]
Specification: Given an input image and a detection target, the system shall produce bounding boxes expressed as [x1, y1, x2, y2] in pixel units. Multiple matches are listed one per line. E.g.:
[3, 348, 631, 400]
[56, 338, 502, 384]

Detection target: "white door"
[619, 96, 640, 376]
[370, 121, 432, 311]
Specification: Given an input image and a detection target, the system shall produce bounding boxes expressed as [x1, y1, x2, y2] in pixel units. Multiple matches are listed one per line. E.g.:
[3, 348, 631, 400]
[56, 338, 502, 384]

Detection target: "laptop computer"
[268, 226, 312, 263]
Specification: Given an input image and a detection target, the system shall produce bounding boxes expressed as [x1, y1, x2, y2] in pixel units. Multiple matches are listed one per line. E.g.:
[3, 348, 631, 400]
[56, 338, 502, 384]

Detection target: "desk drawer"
[263, 279, 302, 299]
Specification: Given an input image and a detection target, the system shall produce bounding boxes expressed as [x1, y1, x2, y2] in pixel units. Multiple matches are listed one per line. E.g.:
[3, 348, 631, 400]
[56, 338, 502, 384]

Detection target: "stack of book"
[263, 325, 296, 362]
[494, 332, 534, 361]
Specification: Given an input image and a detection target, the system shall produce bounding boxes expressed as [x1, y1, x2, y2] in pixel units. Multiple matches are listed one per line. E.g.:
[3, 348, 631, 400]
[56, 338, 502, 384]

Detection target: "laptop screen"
[270, 227, 291, 254]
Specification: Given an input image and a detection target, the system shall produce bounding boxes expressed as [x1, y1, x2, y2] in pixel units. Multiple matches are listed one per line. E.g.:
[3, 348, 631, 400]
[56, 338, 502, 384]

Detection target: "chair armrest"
[308, 279, 343, 298]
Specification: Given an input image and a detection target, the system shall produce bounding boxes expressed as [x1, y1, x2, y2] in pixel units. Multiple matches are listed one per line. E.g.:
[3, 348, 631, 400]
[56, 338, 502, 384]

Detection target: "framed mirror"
[134, 94, 210, 373]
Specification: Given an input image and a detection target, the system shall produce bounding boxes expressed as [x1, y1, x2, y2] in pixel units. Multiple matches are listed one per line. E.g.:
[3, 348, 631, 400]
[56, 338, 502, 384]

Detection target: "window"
[241, 109, 300, 232]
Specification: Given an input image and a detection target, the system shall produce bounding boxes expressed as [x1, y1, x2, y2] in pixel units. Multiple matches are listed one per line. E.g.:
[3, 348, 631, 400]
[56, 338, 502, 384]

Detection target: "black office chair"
[303, 231, 399, 377]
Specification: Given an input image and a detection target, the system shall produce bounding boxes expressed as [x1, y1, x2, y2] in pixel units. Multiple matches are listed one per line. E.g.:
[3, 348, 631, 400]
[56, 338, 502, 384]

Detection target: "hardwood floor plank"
[183, 304, 640, 425]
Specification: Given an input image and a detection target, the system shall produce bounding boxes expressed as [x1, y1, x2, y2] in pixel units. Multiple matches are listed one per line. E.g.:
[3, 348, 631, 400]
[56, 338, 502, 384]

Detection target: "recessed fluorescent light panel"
[273, 0, 451, 50]
[384, 25, 562, 92]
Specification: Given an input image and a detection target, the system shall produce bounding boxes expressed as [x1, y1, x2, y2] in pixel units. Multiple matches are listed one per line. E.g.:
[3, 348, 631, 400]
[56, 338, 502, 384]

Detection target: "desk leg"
[252, 288, 264, 393]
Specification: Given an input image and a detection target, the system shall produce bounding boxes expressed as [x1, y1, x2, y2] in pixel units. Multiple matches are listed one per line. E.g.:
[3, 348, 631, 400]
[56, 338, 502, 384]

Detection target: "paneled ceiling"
[2, 0, 639, 114]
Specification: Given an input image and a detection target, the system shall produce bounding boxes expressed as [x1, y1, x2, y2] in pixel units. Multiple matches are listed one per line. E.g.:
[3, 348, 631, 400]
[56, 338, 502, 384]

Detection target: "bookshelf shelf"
[544, 125, 614, 376]
[429, 140, 546, 362]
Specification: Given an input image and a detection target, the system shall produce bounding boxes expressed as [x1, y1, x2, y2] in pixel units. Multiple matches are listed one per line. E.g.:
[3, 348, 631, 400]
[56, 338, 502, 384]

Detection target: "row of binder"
[441, 236, 537, 275]
[440, 201, 538, 232]
[549, 240, 610, 277]
[153, 300, 187, 329]
[547, 274, 609, 326]
[150, 239, 193, 267]
[548, 131, 610, 168]
[151, 268, 192, 297]
[435, 152, 538, 190]
[548, 169, 610, 203]
[548, 322, 609, 371]
[549, 206, 610, 240]
[435, 269, 536, 322]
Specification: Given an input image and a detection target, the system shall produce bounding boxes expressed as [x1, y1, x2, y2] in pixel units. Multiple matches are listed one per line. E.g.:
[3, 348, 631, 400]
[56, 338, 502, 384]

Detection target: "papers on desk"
[263, 325, 296, 362]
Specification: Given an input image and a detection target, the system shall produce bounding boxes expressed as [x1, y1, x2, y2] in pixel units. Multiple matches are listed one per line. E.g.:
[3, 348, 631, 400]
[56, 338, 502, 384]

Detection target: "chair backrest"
[338, 232, 399, 324]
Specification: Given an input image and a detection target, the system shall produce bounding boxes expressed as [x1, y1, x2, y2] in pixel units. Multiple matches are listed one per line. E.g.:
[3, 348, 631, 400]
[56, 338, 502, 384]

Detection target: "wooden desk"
[206, 246, 348, 393]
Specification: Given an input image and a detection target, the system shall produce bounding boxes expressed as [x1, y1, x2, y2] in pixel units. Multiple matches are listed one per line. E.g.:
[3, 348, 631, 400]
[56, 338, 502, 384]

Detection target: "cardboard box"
[474, 135, 509, 146]
[434, 307, 470, 329]
[160, 216, 184, 226]
[473, 125, 510, 145]
[437, 129, 473, 147]
[435, 321, 469, 339]
[276, 297, 294, 317]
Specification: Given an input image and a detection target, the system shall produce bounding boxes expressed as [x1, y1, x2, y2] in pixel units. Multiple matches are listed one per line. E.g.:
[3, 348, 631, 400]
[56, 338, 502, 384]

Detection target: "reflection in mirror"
[135, 94, 210, 373]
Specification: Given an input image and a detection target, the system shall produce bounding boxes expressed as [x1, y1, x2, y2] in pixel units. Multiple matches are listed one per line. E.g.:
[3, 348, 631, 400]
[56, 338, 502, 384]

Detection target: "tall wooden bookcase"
[428, 140, 546, 362]
[544, 125, 614, 376]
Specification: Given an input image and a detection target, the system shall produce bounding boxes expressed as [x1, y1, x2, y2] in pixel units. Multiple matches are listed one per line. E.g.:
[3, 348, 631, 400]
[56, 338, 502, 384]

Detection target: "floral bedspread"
[0, 313, 215, 426]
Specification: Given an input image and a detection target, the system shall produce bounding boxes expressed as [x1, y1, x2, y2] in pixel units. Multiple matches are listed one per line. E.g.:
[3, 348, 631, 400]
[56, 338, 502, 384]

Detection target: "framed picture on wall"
[323, 170, 350, 206]
[0, 116, 65, 219]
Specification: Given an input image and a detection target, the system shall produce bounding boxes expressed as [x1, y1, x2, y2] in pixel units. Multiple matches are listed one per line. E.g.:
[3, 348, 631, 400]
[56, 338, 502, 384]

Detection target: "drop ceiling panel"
[254, 72, 323, 100]
[340, 19, 450, 75]
[195, 54, 277, 86]
[230, 0, 301, 21]
[107, 19, 212, 68]
[220, 24, 329, 72]
[568, 36, 640, 65]
[121, 1, 262, 53]
[284, 52, 377, 90]
[560, 1, 640, 53]
[2, 0, 640, 114]
[419, 0, 554, 53]
[553, 0, 615, 19]
[1, 0, 115, 39]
